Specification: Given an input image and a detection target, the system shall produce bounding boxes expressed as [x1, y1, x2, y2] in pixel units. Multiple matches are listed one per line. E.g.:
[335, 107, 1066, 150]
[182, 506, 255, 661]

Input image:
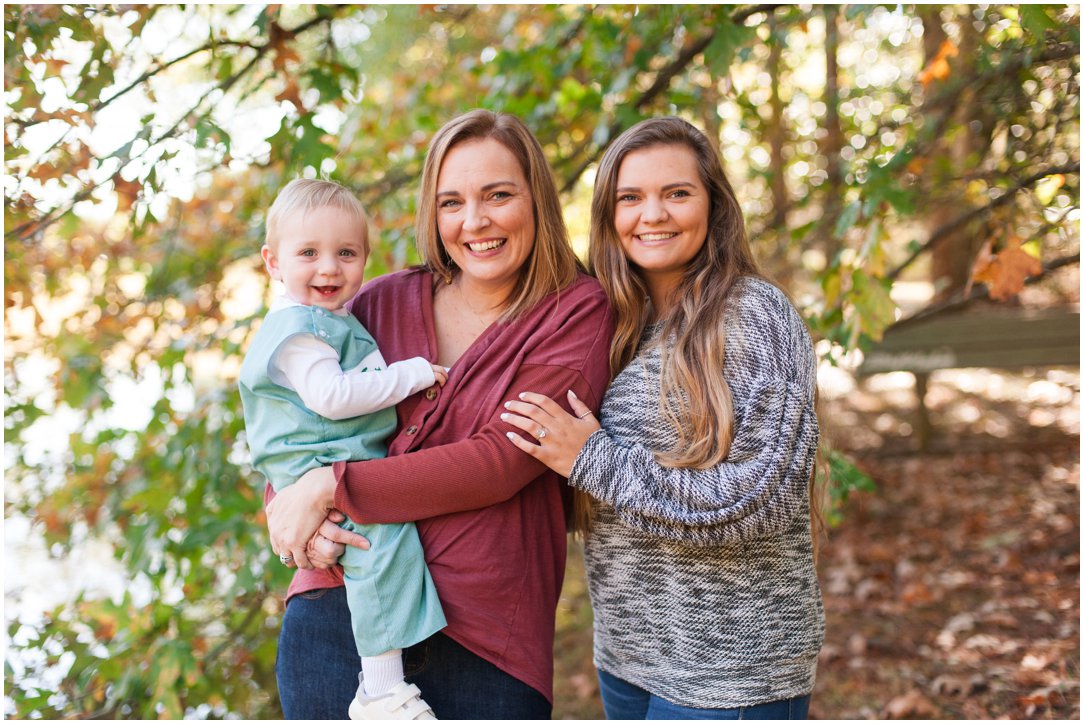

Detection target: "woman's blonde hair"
[415, 109, 582, 320]
[266, 178, 370, 252]
[589, 117, 762, 469]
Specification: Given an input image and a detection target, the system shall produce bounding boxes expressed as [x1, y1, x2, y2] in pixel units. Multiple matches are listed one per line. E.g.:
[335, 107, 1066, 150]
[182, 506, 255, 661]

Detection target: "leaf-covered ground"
[552, 367, 1080, 719]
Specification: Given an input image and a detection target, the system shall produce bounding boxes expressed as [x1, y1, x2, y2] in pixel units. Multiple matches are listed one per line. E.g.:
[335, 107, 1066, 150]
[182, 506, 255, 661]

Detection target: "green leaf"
[821, 448, 876, 526]
[703, 17, 755, 76]
[850, 271, 897, 344]
[834, 200, 861, 237]
[1019, 5, 1058, 40]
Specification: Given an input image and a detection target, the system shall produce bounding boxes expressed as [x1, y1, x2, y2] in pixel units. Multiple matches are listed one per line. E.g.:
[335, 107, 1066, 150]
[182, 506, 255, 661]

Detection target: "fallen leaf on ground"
[883, 689, 938, 719]
[931, 673, 985, 697]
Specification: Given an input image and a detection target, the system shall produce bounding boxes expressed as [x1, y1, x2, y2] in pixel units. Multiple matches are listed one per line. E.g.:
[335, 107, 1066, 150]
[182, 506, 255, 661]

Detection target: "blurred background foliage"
[4, 4, 1079, 718]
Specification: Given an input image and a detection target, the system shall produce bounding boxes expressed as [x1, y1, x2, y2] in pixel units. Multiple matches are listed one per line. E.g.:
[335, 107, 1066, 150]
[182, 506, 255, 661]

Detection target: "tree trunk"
[700, 77, 723, 158]
[820, 4, 844, 263]
[768, 14, 787, 232]
[922, 8, 991, 302]
[765, 14, 793, 287]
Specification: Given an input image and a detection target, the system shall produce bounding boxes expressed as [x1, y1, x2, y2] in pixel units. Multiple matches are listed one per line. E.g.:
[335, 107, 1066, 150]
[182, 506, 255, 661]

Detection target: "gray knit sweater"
[569, 277, 824, 709]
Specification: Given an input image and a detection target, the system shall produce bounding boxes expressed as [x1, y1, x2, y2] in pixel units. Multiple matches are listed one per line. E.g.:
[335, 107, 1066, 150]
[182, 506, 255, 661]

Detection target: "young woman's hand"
[266, 466, 339, 570]
[502, 389, 600, 478]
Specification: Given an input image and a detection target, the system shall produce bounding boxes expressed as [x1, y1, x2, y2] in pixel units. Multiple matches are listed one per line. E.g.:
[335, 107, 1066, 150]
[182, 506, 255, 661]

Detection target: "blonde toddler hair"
[265, 178, 370, 252]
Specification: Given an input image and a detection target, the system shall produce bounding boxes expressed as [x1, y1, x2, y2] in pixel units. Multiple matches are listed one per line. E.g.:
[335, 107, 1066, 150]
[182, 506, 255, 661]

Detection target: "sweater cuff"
[569, 428, 613, 502]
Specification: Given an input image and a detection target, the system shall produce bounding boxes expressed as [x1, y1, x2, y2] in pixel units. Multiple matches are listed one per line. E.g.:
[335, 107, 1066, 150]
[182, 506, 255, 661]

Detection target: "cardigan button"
[425, 388, 438, 401]
[405, 425, 419, 435]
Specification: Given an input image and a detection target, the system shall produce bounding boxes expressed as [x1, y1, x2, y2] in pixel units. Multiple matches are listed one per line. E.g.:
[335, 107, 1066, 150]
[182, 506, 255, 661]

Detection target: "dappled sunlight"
[5, 3, 1078, 719]
[835, 367, 1080, 454]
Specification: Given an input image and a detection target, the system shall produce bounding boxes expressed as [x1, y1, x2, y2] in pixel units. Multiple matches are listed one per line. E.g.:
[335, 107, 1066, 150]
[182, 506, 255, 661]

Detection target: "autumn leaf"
[44, 57, 69, 75]
[275, 77, 306, 111]
[918, 39, 959, 87]
[883, 689, 938, 719]
[268, 21, 300, 70]
[29, 161, 67, 183]
[971, 244, 1042, 301]
[112, 173, 142, 211]
[1035, 173, 1065, 205]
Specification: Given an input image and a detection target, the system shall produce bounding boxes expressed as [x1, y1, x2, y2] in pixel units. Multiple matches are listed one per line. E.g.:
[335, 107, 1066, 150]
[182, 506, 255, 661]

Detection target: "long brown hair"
[415, 109, 582, 320]
[589, 117, 761, 469]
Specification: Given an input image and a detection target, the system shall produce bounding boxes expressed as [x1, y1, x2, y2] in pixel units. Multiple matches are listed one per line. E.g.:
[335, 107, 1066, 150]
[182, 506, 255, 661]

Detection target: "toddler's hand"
[431, 363, 449, 387]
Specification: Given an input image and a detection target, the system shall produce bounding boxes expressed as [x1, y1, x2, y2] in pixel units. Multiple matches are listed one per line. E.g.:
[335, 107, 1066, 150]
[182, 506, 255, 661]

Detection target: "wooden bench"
[857, 305, 1080, 450]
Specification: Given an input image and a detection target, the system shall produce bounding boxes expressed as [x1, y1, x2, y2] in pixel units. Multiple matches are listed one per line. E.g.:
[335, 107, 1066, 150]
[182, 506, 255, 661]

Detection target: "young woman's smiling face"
[613, 143, 710, 304]
[435, 137, 536, 294]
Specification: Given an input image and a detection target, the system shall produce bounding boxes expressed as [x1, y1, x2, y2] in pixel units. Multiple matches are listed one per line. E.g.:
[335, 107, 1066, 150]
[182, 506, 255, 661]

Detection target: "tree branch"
[6, 14, 333, 243]
[897, 251, 1079, 325]
[896, 204, 1079, 324]
[92, 41, 259, 116]
[559, 4, 786, 193]
[887, 162, 1080, 280]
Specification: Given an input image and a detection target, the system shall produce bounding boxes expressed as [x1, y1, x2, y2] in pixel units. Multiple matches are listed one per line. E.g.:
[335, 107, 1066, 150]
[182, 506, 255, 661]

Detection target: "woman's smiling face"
[435, 137, 536, 293]
[613, 143, 709, 302]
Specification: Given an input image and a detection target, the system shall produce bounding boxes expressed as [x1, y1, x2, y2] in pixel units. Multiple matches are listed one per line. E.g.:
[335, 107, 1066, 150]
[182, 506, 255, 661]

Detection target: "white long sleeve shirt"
[266, 296, 438, 421]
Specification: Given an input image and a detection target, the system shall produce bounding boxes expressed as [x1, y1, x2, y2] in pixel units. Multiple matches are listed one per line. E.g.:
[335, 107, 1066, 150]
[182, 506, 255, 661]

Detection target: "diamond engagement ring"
[279, 553, 294, 566]
[536, 427, 547, 439]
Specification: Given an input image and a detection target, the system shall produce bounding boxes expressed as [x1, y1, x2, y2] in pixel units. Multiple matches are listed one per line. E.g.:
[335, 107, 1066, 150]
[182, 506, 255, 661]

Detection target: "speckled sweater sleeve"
[569, 278, 819, 546]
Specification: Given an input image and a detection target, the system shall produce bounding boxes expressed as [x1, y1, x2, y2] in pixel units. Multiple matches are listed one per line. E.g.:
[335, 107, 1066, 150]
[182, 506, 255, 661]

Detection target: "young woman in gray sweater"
[502, 117, 824, 719]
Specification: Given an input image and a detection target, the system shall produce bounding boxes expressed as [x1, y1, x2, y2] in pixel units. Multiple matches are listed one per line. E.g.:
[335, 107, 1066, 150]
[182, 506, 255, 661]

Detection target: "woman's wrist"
[328, 461, 347, 509]
[314, 465, 338, 511]
[295, 465, 340, 514]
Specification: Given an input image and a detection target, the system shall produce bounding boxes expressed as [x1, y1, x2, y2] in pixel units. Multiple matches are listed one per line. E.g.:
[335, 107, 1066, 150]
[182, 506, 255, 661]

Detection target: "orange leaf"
[44, 57, 69, 75]
[268, 22, 300, 70]
[113, 173, 142, 212]
[883, 689, 937, 719]
[972, 245, 1042, 301]
[918, 39, 959, 87]
[275, 78, 305, 111]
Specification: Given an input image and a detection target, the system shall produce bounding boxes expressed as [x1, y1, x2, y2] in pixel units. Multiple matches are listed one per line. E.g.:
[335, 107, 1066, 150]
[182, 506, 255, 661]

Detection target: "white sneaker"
[348, 680, 437, 720]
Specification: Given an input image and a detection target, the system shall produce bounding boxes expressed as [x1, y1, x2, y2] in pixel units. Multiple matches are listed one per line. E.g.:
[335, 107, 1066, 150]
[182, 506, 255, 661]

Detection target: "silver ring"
[578, 412, 592, 419]
[536, 427, 547, 439]
[279, 553, 294, 566]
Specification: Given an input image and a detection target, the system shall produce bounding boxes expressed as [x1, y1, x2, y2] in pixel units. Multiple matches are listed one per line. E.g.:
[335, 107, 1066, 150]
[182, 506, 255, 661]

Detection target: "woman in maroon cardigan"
[264, 110, 613, 719]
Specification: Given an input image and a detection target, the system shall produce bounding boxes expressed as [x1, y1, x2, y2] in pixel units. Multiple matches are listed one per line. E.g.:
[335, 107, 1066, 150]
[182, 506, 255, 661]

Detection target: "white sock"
[361, 649, 404, 698]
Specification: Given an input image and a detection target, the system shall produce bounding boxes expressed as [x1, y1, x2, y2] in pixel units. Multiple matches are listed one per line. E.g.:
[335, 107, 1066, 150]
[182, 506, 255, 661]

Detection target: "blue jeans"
[598, 670, 811, 720]
[276, 586, 551, 719]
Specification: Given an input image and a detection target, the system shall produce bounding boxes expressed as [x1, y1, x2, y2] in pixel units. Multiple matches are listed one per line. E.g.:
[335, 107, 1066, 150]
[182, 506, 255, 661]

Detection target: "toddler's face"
[262, 206, 369, 310]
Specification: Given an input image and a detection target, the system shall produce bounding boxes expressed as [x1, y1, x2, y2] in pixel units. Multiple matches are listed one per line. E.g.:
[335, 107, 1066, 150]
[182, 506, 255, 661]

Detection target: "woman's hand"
[266, 466, 339, 570]
[502, 389, 600, 478]
[305, 509, 371, 569]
